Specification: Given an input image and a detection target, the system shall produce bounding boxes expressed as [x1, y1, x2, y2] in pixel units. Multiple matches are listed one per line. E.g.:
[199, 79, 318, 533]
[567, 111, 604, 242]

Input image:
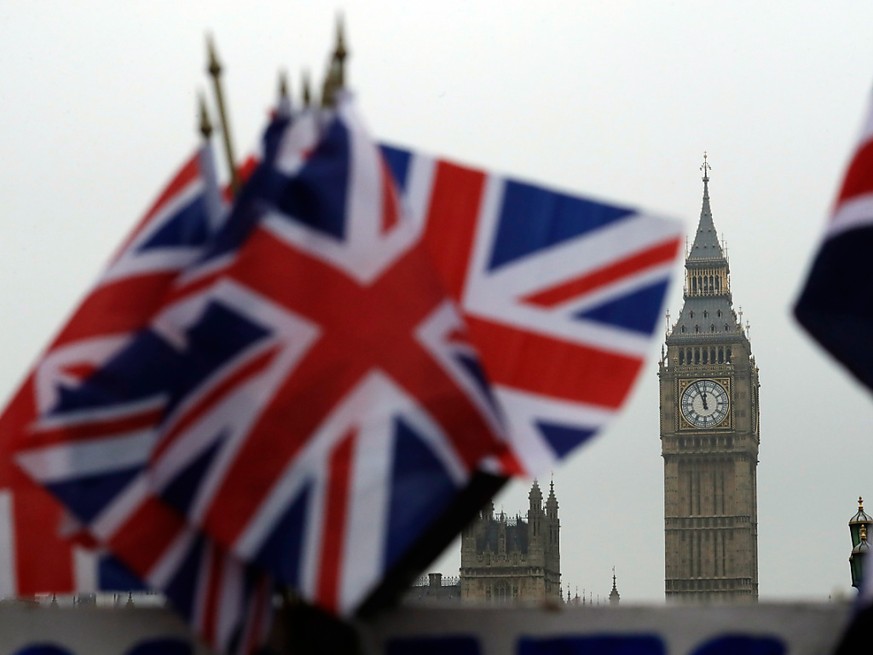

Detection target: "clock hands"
[695, 382, 709, 411]
[681, 380, 728, 428]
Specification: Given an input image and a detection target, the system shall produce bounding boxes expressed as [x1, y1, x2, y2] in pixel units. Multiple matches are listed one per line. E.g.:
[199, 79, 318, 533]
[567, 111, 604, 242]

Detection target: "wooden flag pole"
[206, 35, 240, 196]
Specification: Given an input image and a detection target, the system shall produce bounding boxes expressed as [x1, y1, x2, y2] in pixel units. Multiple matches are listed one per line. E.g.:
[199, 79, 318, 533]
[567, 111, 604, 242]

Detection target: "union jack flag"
[0, 143, 224, 595]
[382, 145, 684, 474]
[16, 97, 510, 621]
[795, 86, 873, 392]
[794, 85, 873, 655]
[15, 93, 683, 652]
[3, 138, 280, 653]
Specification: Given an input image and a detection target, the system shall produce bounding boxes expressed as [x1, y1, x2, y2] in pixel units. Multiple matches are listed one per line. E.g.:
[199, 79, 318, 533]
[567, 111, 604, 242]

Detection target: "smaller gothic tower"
[460, 481, 561, 603]
[609, 570, 621, 606]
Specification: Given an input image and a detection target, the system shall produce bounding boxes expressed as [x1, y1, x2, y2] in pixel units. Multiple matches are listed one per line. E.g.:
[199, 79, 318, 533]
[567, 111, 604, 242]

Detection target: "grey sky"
[2, 2, 873, 604]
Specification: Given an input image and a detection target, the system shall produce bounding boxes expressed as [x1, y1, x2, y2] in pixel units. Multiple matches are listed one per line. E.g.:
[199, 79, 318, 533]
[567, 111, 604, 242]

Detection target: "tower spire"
[688, 152, 725, 262]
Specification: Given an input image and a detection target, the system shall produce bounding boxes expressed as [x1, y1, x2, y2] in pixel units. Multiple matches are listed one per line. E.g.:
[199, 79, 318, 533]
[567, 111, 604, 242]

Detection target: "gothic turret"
[460, 480, 561, 604]
[609, 570, 621, 606]
[546, 479, 559, 520]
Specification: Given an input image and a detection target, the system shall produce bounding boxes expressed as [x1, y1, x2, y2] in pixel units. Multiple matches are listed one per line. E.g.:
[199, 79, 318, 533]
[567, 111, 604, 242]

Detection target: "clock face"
[680, 379, 729, 428]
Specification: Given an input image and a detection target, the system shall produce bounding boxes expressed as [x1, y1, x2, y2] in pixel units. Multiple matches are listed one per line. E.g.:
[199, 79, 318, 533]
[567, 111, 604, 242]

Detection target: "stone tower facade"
[459, 480, 561, 604]
[659, 158, 760, 603]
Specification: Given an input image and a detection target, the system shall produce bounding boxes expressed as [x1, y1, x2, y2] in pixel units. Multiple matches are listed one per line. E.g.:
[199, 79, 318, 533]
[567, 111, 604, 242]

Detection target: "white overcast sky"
[2, 2, 873, 604]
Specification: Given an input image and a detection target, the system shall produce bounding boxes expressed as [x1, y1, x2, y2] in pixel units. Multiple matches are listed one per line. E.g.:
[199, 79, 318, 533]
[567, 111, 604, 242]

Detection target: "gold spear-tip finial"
[301, 70, 312, 108]
[198, 92, 213, 139]
[333, 13, 348, 88]
[204, 34, 239, 195]
[276, 69, 292, 118]
[278, 69, 290, 101]
[206, 34, 221, 78]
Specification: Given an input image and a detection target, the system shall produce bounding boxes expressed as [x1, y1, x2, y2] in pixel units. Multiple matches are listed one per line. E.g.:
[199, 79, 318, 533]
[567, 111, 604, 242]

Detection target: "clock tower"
[659, 156, 760, 603]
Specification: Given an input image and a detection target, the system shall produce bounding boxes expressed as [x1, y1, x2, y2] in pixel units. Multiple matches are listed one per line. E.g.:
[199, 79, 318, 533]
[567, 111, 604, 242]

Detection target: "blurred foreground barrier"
[358, 603, 850, 655]
[0, 601, 852, 654]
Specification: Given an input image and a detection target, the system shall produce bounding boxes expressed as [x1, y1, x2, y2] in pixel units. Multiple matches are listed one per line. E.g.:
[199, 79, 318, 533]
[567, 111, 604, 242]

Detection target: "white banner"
[359, 603, 851, 655]
[0, 601, 853, 654]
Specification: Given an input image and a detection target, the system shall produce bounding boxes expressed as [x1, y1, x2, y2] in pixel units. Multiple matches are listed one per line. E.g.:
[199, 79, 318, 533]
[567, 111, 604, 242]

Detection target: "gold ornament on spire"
[700, 151, 711, 181]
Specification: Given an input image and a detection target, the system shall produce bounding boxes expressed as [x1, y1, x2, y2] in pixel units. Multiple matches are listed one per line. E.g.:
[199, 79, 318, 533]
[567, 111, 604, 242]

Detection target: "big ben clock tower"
[659, 155, 760, 603]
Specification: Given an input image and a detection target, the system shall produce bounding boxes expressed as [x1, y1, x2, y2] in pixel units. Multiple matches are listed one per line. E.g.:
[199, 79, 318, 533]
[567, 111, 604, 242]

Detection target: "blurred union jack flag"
[382, 145, 684, 474]
[794, 85, 873, 655]
[5, 140, 277, 654]
[17, 97, 509, 625]
[0, 143, 225, 596]
[14, 92, 683, 652]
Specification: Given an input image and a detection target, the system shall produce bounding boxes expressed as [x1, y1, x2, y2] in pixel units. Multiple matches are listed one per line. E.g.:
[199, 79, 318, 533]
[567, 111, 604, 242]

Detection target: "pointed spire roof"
[609, 568, 620, 605]
[688, 152, 726, 263]
[529, 479, 543, 504]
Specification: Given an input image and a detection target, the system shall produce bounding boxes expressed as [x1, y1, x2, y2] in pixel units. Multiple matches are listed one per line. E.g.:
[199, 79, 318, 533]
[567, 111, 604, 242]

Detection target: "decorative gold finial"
[278, 70, 290, 102]
[205, 34, 239, 195]
[333, 14, 348, 88]
[275, 70, 292, 119]
[198, 92, 212, 139]
[206, 34, 221, 78]
[700, 151, 711, 181]
[860, 496, 865, 511]
[321, 15, 349, 108]
[862, 524, 868, 542]
[301, 70, 312, 108]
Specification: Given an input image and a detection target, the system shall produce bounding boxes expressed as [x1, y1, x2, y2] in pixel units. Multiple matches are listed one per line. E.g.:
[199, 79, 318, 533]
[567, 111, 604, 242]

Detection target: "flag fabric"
[0, 143, 225, 595]
[13, 92, 684, 653]
[794, 89, 873, 655]
[17, 96, 511, 622]
[0, 139, 278, 653]
[382, 145, 684, 474]
[795, 88, 873, 392]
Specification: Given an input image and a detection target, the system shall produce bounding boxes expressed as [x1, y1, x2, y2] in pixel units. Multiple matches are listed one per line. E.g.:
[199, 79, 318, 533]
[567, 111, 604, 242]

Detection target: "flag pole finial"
[333, 13, 348, 88]
[198, 92, 213, 140]
[205, 34, 240, 196]
[321, 16, 349, 108]
[301, 70, 312, 108]
[278, 69, 290, 102]
[276, 69, 292, 118]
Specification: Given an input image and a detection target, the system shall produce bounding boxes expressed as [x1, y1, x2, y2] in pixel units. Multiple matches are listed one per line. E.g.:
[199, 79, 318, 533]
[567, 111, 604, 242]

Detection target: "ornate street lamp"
[849, 497, 871, 589]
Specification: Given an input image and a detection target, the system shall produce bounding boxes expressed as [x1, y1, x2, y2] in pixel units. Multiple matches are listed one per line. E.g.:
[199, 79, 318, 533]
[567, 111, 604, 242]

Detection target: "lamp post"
[849, 497, 871, 589]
